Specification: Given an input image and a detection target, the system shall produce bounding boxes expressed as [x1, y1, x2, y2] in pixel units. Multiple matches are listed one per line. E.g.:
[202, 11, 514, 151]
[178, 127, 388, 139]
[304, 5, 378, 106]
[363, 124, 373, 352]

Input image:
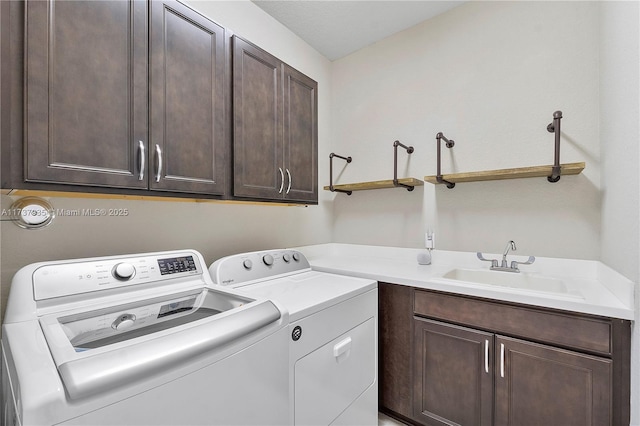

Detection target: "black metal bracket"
[393, 140, 415, 191]
[546, 110, 563, 182]
[435, 132, 456, 188]
[328, 153, 353, 195]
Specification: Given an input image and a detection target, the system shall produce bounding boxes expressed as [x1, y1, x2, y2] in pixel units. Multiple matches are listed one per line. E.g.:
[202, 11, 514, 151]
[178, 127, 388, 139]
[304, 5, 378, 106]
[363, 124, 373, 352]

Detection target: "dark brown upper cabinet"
[149, 0, 226, 195]
[24, 0, 149, 189]
[233, 36, 318, 204]
[23, 0, 226, 196]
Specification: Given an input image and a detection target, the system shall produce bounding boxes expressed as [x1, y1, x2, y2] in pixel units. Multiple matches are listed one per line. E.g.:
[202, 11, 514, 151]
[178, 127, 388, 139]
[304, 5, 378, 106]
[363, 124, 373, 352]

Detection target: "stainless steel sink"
[441, 268, 581, 298]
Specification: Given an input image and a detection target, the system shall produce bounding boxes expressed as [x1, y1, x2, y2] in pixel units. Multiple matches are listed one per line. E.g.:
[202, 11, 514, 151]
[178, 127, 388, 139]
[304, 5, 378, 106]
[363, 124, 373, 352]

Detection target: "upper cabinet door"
[283, 65, 318, 203]
[25, 0, 148, 189]
[149, 0, 226, 195]
[232, 36, 284, 200]
[232, 36, 318, 204]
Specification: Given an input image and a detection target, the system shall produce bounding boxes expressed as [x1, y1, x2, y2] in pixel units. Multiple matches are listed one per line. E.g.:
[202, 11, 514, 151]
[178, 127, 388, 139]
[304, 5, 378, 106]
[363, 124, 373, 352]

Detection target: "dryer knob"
[262, 254, 274, 266]
[283, 253, 291, 263]
[243, 259, 253, 270]
[292, 252, 301, 262]
[113, 263, 136, 281]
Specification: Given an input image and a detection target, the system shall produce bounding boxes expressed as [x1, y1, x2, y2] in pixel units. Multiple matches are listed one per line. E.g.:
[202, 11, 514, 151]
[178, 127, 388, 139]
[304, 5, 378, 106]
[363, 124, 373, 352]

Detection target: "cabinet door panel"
[150, 0, 226, 194]
[283, 65, 317, 203]
[25, 0, 147, 188]
[495, 336, 612, 426]
[379, 283, 413, 420]
[413, 318, 493, 426]
[233, 36, 283, 199]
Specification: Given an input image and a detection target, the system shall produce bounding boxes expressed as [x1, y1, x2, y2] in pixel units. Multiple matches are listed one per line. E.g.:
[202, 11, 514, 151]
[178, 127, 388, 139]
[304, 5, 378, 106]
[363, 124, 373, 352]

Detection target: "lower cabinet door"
[494, 335, 612, 426]
[413, 318, 494, 426]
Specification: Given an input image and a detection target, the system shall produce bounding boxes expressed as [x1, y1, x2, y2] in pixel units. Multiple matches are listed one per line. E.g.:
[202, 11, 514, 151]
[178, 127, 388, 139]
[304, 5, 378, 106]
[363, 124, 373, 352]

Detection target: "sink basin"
[442, 268, 579, 297]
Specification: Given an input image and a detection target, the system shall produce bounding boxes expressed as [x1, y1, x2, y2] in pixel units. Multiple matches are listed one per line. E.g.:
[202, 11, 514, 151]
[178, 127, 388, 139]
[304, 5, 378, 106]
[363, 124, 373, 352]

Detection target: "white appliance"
[1, 250, 289, 426]
[209, 249, 378, 426]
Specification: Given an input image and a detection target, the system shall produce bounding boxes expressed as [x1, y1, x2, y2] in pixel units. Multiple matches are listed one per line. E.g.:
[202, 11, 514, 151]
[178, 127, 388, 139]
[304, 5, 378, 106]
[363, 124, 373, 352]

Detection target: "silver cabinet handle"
[500, 343, 505, 378]
[285, 169, 292, 194]
[155, 144, 162, 183]
[138, 141, 145, 181]
[278, 168, 284, 194]
[485, 339, 489, 373]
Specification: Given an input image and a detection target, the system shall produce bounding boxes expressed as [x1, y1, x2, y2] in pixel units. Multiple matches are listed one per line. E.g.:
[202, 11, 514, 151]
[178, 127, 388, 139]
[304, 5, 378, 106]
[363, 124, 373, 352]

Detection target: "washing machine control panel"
[33, 251, 203, 301]
[210, 249, 311, 287]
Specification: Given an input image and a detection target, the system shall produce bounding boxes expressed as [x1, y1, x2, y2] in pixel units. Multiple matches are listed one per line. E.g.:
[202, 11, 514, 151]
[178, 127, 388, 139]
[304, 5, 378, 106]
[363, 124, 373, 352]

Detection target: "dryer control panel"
[210, 249, 311, 288]
[33, 251, 203, 301]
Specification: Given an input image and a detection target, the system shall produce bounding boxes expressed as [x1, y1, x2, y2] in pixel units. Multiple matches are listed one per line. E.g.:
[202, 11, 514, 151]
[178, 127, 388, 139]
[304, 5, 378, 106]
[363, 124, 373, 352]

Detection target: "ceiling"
[252, 1, 464, 61]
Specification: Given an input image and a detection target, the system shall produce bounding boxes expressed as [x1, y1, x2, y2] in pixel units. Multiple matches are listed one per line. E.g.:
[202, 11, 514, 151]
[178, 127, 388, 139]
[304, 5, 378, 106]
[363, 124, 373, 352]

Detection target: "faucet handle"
[477, 252, 498, 268]
[510, 256, 535, 270]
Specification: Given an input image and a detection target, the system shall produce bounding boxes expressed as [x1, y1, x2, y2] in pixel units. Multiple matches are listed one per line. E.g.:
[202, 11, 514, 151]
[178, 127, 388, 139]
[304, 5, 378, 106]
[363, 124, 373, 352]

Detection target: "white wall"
[331, 1, 601, 260]
[0, 0, 333, 317]
[599, 2, 640, 424]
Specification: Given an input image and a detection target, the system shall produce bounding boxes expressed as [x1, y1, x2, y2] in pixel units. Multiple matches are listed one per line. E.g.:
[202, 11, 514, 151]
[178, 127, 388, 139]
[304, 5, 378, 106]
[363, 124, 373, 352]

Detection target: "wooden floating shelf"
[324, 177, 424, 192]
[424, 162, 585, 185]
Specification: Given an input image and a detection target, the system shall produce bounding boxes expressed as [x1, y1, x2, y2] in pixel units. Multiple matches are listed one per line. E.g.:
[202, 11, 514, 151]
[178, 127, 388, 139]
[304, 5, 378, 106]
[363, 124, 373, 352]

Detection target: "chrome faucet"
[501, 240, 517, 268]
[477, 240, 535, 273]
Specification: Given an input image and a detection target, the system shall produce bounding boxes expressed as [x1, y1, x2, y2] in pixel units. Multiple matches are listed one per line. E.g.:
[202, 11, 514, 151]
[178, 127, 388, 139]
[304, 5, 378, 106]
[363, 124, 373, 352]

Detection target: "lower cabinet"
[494, 335, 612, 426]
[413, 317, 612, 426]
[412, 318, 493, 425]
[378, 283, 631, 426]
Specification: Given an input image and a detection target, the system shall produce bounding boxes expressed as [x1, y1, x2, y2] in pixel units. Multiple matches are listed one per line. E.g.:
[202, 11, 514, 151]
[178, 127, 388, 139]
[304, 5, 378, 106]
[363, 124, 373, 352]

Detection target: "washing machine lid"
[39, 287, 282, 400]
[236, 271, 377, 322]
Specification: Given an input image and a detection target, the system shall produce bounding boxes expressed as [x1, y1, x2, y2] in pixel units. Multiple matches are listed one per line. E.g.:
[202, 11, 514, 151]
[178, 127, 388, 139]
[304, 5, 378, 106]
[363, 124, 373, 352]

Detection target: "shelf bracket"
[546, 110, 563, 183]
[393, 141, 415, 191]
[328, 153, 353, 195]
[435, 132, 456, 188]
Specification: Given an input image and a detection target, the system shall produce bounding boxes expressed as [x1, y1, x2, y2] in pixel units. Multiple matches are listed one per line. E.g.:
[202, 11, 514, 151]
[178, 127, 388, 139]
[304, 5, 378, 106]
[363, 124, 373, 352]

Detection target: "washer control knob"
[243, 259, 253, 270]
[292, 252, 301, 262]
[283, 253, 291, 263]
[112, 313, 136, 331]
[262, 254, 274, 266]
[113, 263, 136, 281]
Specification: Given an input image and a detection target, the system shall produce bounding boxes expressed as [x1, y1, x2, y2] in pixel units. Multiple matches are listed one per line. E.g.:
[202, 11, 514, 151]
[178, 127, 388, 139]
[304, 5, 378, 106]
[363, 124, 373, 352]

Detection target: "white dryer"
[209, 249, 378, 426]
[1, 250, 289, 426]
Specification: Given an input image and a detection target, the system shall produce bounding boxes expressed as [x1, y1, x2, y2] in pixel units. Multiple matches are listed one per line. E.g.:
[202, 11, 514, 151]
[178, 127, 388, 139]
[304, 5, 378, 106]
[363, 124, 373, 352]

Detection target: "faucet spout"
[503, 240, 516, 257]
[502, 240, 516, 267]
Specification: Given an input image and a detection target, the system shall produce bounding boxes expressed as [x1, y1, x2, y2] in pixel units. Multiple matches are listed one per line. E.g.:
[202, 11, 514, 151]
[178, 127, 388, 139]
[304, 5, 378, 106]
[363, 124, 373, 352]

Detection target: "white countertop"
[293, 243, 635, 320]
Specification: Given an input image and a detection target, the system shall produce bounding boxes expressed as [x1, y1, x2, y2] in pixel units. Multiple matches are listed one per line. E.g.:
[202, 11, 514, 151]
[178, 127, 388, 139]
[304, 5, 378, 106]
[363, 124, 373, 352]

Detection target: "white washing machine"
[1, 250, 290, 426]
[209, 249, 378, 426]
